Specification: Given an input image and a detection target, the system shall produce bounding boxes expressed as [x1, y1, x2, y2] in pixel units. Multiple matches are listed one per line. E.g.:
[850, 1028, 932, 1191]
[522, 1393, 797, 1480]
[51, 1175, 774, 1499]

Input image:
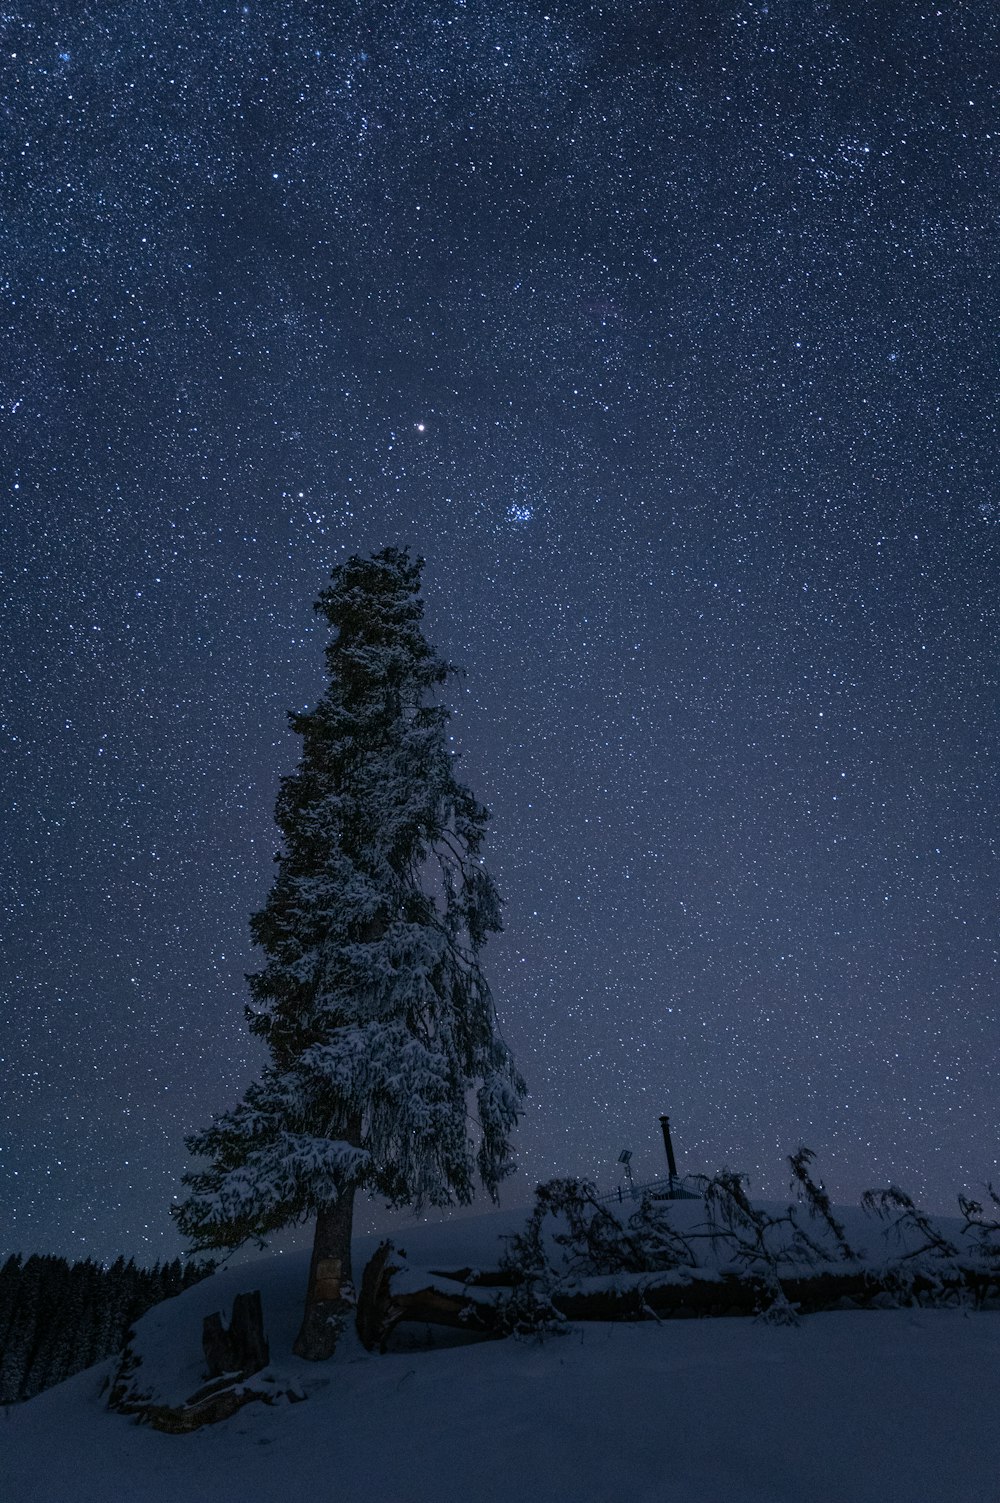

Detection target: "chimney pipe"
[659, 1114, 679, 1182]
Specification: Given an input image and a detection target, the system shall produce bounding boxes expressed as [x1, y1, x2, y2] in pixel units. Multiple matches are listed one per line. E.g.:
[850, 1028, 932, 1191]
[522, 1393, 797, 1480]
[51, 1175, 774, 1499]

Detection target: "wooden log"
[356, 1250, 1000, 1348]
[145, 1386, 260, 1435]
[139, 1376, 304, 1435]
[356, 1242, 503, 1351]
[391, 1287, 501, 1335]
[428, 1267, 518, 1288]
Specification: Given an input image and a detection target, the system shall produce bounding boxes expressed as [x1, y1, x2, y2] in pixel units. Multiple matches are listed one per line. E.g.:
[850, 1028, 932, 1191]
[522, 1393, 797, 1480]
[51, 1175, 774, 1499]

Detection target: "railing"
[596, 1174, 703, 1206]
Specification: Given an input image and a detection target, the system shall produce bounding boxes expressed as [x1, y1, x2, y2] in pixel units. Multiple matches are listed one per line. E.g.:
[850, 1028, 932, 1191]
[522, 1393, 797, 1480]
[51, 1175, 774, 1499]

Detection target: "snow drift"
[4, 1201, 1000, 1503]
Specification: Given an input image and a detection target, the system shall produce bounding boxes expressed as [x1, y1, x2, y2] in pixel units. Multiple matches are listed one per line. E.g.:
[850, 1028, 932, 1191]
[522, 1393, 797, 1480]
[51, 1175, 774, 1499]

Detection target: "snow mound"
[4, 1201, 1000, 1503]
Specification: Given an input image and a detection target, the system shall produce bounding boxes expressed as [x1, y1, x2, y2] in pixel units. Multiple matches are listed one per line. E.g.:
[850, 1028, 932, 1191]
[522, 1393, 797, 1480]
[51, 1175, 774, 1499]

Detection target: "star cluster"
[2, 0, 998, 1260]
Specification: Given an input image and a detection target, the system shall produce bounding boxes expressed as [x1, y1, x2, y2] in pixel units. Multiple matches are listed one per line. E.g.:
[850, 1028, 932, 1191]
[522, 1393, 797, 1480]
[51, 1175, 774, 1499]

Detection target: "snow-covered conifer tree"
[173, 548, 526, 1358]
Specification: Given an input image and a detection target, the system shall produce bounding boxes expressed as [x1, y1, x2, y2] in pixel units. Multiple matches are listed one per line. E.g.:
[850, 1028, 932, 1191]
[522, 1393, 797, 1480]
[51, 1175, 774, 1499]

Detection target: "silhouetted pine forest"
[0, 1252, 213, 1404]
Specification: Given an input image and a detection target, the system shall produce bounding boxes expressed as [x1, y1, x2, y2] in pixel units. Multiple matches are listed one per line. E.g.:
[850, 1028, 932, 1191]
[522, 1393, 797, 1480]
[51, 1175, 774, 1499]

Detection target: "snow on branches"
[173, 549, 526, 1264]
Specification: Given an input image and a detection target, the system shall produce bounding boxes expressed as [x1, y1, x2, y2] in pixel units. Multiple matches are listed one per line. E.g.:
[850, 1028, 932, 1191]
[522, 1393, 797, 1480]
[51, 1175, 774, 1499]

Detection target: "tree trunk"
[292, 1189, 357, 1361]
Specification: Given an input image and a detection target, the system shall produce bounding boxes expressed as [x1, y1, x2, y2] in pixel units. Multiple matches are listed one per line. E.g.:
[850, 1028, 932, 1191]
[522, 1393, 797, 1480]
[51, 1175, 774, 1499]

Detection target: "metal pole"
[659, 1114, 679, 1185]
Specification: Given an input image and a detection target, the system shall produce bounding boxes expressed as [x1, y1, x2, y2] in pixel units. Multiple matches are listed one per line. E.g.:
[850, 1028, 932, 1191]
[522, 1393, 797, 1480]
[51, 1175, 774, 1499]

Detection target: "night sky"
[4, 1, 999, 1264]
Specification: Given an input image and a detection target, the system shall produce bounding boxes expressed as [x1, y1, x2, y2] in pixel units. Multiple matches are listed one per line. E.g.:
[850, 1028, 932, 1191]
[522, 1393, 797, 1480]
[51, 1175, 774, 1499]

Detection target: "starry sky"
[3, 0, 999, 1263]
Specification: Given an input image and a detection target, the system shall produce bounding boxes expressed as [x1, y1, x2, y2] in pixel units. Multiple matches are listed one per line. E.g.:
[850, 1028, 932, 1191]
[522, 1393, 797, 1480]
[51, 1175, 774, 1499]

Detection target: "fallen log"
[428, 1266, 518, 1288]
[137, 1379, 289, 1435]
[356, 1241, 504, 1351]
[109, 1350, 306, 1435]
[356, 1243, 1000, 1348]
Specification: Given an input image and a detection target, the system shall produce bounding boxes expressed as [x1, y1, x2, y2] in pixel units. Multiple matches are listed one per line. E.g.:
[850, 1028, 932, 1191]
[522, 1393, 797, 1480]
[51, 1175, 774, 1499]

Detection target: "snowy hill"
[4, 1204, 1000, 1503]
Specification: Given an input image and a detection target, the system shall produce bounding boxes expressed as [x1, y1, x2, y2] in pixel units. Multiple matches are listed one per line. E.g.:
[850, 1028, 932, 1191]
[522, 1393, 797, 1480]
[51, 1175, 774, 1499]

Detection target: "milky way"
[3, 1, 999, 1260]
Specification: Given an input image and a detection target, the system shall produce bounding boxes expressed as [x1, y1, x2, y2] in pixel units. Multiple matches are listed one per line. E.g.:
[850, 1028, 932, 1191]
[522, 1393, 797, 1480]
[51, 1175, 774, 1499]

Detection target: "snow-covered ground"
[4, 1206, 1000, 1503]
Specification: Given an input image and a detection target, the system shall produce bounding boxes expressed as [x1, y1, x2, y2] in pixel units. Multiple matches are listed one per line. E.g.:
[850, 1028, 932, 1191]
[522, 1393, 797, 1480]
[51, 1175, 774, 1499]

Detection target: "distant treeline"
[0, 1252, 213, 1404]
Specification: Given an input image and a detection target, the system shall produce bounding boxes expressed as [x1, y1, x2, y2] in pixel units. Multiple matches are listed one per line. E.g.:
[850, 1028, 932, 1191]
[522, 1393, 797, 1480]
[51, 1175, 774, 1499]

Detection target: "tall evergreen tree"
[174, 548, 526, 1358]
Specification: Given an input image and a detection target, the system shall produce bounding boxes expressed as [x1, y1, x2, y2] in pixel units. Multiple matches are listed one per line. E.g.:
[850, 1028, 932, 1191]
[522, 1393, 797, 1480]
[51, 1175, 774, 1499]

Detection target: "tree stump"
[202, 1290, 269, 1378]
[356, 1241, 400, 1351]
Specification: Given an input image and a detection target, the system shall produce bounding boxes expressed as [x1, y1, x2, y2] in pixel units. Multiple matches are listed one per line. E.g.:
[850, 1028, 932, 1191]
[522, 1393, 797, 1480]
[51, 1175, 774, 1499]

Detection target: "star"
[3, 0, 997, 1267]
[506, 503, 533, 524]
